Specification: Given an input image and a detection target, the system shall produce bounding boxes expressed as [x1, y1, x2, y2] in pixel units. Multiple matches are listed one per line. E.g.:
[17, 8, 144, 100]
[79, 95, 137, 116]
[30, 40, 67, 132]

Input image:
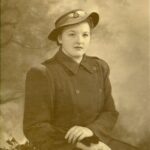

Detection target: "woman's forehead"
[62, 22, 91, 32]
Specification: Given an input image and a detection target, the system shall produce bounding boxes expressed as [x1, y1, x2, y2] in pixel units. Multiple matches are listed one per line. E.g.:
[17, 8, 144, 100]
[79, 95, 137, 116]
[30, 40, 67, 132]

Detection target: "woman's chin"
[72, 53, 84, 59]
[72, 51, 85, 57]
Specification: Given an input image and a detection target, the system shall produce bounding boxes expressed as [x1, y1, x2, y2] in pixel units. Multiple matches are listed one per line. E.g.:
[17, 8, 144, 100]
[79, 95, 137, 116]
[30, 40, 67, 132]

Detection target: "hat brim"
[48, 12, 99, 41]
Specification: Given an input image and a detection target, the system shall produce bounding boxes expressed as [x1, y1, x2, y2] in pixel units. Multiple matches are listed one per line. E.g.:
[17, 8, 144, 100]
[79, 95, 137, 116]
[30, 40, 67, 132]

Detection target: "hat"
[48, 9, 99, 41]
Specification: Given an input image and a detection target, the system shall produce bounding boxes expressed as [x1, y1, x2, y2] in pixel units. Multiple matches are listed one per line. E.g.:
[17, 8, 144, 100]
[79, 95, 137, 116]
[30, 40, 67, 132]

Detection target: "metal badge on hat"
[73, 11, 80, 18]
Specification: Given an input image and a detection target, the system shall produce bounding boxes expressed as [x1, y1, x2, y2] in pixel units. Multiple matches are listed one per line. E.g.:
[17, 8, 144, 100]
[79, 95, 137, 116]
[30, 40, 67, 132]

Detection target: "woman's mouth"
[74, 46, 83, 50]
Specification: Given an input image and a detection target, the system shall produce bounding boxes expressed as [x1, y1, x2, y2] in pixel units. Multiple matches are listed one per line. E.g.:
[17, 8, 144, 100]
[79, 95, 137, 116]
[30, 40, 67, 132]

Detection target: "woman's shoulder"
[42, 55, 56, 66]
[26, 64, 47, 78]
[28, 56, 56, 72]
[26, 55, 60, 81]
[86, 55, 110, 72]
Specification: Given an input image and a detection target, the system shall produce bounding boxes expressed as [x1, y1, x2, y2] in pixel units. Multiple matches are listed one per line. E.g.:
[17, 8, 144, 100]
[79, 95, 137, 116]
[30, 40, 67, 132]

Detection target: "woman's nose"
[76, 35, 83, 43]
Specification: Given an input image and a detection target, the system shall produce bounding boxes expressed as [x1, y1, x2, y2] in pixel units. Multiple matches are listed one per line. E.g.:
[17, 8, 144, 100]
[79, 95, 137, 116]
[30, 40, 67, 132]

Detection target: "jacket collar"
[55, 49, 94, 74]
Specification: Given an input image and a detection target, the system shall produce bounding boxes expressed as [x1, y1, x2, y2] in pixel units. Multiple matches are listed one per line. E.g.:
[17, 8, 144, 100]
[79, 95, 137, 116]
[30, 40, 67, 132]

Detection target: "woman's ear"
[57, 34, 62, 44]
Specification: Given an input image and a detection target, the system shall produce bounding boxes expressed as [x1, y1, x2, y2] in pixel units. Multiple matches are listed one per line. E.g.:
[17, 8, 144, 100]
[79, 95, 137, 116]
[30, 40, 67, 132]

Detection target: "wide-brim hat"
[48, 9, 99, 41]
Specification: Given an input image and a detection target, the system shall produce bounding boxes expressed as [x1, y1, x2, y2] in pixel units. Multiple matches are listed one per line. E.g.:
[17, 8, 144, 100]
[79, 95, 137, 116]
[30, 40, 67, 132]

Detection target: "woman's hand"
[65, 125, 93, 144]
[76, 141, 111, 150]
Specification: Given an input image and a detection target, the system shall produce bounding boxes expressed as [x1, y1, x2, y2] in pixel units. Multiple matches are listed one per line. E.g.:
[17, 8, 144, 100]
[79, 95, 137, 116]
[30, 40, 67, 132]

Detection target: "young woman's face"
[58, 22, 91, 60]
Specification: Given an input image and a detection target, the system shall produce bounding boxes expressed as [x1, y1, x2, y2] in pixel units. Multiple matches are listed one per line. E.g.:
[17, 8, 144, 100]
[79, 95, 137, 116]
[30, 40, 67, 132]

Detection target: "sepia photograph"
[0, 0, 149, 150]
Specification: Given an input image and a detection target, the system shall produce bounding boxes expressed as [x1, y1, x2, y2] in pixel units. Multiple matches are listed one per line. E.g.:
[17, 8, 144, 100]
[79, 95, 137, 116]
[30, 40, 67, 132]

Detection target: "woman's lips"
[74, 46, 83, 50]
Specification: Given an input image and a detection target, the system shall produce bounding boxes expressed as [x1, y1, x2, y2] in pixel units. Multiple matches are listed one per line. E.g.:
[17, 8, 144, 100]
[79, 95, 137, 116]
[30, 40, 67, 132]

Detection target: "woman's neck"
[61, 48, 83, 64]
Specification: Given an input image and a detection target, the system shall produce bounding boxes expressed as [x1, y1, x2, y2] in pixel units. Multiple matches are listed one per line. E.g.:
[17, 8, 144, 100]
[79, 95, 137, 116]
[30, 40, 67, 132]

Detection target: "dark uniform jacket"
[23, 50, 119, 150]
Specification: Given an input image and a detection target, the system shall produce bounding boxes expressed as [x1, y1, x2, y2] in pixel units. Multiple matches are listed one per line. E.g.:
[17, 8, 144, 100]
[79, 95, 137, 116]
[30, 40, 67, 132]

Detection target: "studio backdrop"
[0, 0, 149, 149]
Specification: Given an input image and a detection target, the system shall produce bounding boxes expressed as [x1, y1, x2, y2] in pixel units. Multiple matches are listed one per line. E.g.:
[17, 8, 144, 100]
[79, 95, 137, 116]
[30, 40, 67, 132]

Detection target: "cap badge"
[73, 12, 80, 18]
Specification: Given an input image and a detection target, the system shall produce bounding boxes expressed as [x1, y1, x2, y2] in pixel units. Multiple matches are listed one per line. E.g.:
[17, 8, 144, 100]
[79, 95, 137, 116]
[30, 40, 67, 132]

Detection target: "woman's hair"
[56, 18, 93, 45]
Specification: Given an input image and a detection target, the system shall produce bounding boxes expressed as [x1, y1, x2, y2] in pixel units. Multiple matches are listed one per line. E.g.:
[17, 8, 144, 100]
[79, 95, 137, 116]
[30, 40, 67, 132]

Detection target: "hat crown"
[55, 9, 87, 28]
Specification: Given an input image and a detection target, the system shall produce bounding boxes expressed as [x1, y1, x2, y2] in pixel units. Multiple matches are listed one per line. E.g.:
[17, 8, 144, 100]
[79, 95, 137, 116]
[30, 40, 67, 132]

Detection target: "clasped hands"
[65, 125, 111, 150]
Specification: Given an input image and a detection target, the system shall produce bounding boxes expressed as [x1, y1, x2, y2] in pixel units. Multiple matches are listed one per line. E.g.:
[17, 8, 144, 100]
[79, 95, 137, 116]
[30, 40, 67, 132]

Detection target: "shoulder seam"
[42, 56, 56, 65]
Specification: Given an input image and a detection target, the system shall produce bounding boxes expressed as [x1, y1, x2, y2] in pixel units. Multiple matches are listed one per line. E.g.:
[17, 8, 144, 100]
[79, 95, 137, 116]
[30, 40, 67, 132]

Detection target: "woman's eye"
[83, 33, 89, 37]
[68, 33, 75, 36]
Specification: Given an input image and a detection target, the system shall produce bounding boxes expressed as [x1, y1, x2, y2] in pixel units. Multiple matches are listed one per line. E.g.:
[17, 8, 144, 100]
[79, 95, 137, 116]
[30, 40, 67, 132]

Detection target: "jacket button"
[93, 66, 97, 71]
[75, 89, 80, 94]
[99, 88, 103, 93]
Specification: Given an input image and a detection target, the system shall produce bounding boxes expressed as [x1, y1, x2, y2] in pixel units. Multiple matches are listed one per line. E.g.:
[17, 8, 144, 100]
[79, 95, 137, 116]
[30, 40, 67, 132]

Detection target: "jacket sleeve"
[87, 60, 119, 143]
[23, 65, 56, 150]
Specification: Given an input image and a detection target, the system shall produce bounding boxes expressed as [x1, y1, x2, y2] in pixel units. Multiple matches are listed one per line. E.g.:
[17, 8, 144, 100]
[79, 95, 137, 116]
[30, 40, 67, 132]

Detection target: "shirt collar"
[55, 49, 94, 74]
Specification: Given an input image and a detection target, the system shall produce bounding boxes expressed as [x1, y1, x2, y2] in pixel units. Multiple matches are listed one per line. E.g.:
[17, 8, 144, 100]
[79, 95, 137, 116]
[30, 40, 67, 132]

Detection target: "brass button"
[75, 89, 80, 94]
[93, 66, 97, 71]
[73, 12, 79, 18]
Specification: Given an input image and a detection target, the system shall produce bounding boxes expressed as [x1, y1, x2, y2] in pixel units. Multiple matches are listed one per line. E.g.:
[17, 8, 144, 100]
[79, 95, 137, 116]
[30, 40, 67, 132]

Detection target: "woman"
[23, 9, 119, 150]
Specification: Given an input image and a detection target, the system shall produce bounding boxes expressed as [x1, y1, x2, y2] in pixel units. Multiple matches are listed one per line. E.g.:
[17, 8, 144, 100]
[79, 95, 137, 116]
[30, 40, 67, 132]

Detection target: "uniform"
[23, 9, 138, 150]
[23, 50, 118, 150]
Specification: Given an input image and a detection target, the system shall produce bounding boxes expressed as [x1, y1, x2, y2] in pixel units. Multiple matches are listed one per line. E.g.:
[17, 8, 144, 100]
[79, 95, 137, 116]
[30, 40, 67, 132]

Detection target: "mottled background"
[0, 0, 149, 149]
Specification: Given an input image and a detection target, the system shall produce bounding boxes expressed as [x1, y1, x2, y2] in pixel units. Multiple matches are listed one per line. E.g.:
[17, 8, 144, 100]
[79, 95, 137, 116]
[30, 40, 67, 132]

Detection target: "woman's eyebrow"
[65, 30, 90, 33]
[67, 30, 75, 32]
[82, 31, 90, 34]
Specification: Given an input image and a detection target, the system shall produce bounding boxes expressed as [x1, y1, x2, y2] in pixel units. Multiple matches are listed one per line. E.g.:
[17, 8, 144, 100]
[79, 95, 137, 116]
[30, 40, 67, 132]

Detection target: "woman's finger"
[77, 133, 87, 141]
[65, 126, 78, 139]
[67, 127, 83, 144]
[71, 130, 83, 144]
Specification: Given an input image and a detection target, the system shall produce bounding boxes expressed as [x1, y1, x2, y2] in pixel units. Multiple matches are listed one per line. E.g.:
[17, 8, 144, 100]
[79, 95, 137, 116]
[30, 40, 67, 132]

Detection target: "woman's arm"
[23, 65, 55, 150]
[87, 59, 119, 143]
